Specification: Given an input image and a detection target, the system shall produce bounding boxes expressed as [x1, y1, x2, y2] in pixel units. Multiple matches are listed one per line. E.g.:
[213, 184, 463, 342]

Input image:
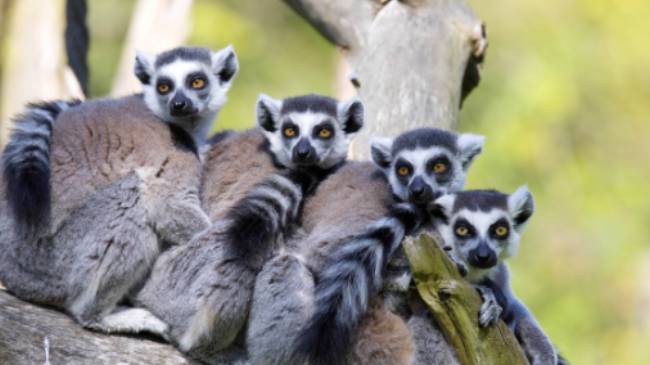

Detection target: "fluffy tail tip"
[4, 161, 51, 237]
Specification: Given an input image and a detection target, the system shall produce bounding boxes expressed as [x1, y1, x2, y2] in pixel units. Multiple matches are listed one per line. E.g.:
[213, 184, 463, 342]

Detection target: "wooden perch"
[0, 290, 200, 365]
[403, 233, 529, 365]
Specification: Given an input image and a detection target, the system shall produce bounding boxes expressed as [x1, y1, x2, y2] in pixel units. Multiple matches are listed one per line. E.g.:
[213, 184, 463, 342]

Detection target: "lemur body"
[0, 46, 238, 334]
[246, 128, 485, 365]
[134, 94, 364, 362]
[432, 188, 560, 365]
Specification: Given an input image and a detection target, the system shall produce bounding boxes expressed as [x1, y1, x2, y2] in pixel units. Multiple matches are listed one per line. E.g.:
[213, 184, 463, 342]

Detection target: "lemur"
[245, 128, 485, 365]
[133, 94, 364, 363]
[0, 45, 238, 334]
[431, 187, 562, 365]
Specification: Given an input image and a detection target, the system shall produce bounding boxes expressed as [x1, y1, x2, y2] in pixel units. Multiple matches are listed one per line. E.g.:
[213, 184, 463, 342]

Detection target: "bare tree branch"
[0, 290, 199, 365]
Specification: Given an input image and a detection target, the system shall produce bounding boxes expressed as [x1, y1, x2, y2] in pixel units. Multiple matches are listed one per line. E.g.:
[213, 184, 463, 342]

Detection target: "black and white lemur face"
[432, 187, 535, 278]
[371, 128, 485, 205]
[134, 45, 238, 140]
[256, 94, 364, 170]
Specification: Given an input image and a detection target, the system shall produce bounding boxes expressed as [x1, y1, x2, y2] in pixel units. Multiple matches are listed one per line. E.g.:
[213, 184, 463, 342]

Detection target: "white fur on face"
[443, 208, 522, 280]
[142, 59, 230, 143]
[388, 147, 466, 201]
[264, 110, 350, 169]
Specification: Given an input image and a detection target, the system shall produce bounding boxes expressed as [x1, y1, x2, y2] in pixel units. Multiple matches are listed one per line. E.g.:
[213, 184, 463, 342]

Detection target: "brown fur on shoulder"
[349, 302, 415, 365]
[200, 128, 278, 221]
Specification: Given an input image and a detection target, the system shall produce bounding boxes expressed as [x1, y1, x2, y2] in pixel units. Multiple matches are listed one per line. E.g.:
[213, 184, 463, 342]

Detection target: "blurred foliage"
[81, 0, 650, 364]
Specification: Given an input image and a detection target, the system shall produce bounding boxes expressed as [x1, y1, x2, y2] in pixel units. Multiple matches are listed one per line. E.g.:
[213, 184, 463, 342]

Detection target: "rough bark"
[404, 233, 529, 365]
[0, 290, 199, 365]
[285, 0, 487, 159]
[110, 0, 194, 96]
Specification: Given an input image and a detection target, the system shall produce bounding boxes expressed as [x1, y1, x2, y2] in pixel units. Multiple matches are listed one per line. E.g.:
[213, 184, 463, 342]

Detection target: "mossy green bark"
[403, 232, 530, 365]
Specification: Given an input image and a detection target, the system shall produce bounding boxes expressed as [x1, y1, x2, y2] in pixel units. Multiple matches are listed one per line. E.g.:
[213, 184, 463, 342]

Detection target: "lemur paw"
[477, 286, 502, 327]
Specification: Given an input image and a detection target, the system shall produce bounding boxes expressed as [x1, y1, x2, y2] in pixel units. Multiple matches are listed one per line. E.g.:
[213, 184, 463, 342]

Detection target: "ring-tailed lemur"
[431, 187, 562, 365]
[134, 94, 364, 362]
[0, 45, 238, 334]
[3, 45, 237, 236]
[245, 128, 485, 365]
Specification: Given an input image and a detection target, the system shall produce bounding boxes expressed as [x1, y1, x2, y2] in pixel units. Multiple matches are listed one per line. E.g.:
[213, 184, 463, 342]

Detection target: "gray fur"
[134, 94, 362, 362]
[432, 187, 560, 365]
[0, 94, 213, 336]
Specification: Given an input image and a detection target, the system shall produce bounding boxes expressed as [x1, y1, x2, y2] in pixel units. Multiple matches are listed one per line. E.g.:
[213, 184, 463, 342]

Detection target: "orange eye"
[455, 226, 469, 237]
[284, 127, 296, 138]
[397, 166, 410, 176]
[157, 83, 170, 94]
[191, 79, 205, 89]
[495, 226, 509, 237]
[319, 128, 332, 139]
[434, 162, 447, 173]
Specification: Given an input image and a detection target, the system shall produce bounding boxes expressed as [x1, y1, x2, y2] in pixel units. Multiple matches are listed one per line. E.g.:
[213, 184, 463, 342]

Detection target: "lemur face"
[135, 45, 238, 126]
[257, 94, 364, 170]
[371, 128, 485, 205]
[431, 187, 535, 274]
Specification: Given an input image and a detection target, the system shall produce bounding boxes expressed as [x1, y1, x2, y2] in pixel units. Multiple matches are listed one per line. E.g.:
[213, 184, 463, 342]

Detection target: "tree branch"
[403, 233, 529, 365]
[0, 290, 199, 365]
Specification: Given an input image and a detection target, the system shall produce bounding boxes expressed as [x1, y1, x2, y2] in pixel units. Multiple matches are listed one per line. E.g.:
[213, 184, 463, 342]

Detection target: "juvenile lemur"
[432, 188, 561, 365]
[0, 45, 238, 334]
[134, 94, 364, 363]
[245, 128, 485, 365]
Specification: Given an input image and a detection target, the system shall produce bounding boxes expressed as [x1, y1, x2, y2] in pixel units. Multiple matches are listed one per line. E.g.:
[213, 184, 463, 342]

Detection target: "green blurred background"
[65, 0, 650, 363]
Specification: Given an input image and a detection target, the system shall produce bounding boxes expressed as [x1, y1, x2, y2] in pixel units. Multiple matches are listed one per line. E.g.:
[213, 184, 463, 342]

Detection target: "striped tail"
[294, 203, 420, 365]
[2, 100, 81, 236]
[224, 169, 317, 269]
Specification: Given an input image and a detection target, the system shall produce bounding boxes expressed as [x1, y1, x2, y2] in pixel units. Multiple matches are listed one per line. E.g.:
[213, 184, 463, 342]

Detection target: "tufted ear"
[211, 45, 239, 84]
[256, 94, 282, 132]
[134, 50, 155, 85]
[428, 193, 455, 224]
[508, 185, 535, 231]
[457, 133, 485, 170]
[337, 97, 364, 134]
[370, 137, 393, 169]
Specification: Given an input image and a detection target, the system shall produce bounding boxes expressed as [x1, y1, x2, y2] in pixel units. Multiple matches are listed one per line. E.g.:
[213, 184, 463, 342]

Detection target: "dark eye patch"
[489, 218, 510, 239]
[427, 155, 453, 182]
[186, 71, 209, 87]
[453, 217, 476, 238]
[394, 158, 413, 182]
[156, 77, 174, 94]
[281, 121, 299, 138]
[312, 121, 336, 139]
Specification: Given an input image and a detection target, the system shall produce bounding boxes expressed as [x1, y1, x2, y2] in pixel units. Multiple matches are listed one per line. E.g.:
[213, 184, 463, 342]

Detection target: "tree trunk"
[110, 0, 194, 97]
[0, 290, 200, 365]
[0, 0, 84, 147]
[284, 0, 487, 159]
[403, 234, 529, 365]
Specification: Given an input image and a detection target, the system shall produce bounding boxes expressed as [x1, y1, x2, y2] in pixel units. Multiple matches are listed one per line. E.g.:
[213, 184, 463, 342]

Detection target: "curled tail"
[225, 169, 317, 269]
[294, 203, 420, 365]
[2, 100, 80, 235]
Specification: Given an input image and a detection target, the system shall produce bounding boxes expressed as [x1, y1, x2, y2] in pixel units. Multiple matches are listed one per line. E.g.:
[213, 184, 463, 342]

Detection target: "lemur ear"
[134, 50, 155, 85]
[256, 94, 282, 132]
[211, 45, 239, 85]
[370, 137, 393, 169]
[337, 97, 364, 134]
[428, 194, 455, 224]
[457, 133, 485, 170]
[508, 185, 535, 231]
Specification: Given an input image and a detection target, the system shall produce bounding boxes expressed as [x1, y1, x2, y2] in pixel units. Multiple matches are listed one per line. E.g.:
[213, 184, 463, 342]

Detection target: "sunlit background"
[5, 1, 650, 363]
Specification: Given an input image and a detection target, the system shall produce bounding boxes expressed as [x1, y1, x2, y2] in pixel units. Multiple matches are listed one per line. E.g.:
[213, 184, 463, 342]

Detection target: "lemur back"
[133, 93, 364, 363]
[0, 45, 238, 335]
[246, 127, 486, 365]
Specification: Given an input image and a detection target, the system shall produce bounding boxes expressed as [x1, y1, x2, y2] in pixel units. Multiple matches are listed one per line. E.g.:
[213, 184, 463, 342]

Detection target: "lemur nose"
[409, 177, 433, 204]
[172, 101, 187, 111]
